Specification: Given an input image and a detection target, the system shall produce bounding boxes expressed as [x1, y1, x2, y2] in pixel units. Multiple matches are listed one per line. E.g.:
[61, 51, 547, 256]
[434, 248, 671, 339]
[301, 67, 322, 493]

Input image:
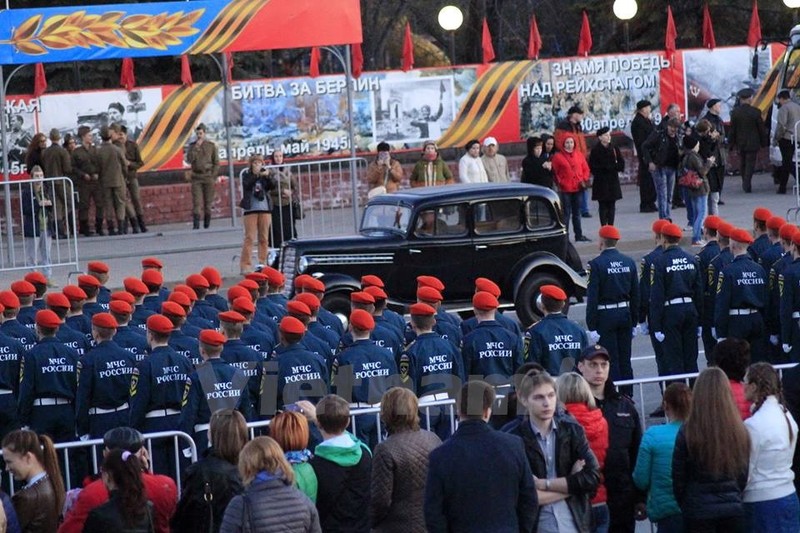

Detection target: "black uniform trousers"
[740, 150, 758, 192]
[638, 157, 656, 209]
[30, 403, 86, 488]
[88, 409, 130, 472]
[701, 295, 717, 365]
[656, 303, 698, 378]
[727, 314, 768, 364]
[777, 138, 795, 194]
[597, 308, 633, 394]
[142, 413, 181, 477]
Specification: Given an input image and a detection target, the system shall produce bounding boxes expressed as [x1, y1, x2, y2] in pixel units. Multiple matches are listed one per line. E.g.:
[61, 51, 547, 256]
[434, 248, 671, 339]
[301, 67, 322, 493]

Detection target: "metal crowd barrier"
[0, 176, 79, 274]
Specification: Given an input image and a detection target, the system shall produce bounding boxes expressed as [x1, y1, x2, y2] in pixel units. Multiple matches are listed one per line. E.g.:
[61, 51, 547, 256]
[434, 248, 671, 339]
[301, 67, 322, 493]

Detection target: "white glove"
[588, 330, 601, 344]
[631, 327, 637, 339]
[770, 335, 779, 346]
[182, 447, 193, 459]
[79, 434, 90, 442]
[711, 327, 718, 340]
[637, 322, 649, 336]
[784, 344, 792, 354]
[654, 332, 665, 343]
[697, 327, 702, 338]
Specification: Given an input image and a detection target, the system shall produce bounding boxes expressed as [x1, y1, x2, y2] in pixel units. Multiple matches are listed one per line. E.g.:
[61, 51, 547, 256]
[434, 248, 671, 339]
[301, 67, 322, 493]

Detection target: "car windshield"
[361, 204, 412, 234]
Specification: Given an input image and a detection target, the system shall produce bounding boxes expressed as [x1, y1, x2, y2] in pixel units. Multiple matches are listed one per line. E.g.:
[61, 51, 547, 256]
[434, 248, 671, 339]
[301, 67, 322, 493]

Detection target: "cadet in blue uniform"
[706, 222, 735, 361]
[779, 231, 800, 363]
[253, 274, 286, 325]
[186, 274, 220, 327]
[125, 277, 155, 332]
[162, 301, 202, 368]
[45, 292, 91, 356]
[285, 299, 336, 363]
[340, 292, 403, 361]
[363, 285, 406, 344]
[24, 272, 48, 310]
[77, 274, 105, 317]
[201, 266, 228, 312]
[760, 216, 786, 271]
[76, 312, 136, 440]
[361, 275, 407, 337]
[636, 220, 667, 369]
[219, 310, 263, 416]
[524, 284, 588, 376]
[405, 286, 462, 351]
[748, 207, 773, 262]
[168, 289, 210, 334]
[768, 224, 797, 359]
[649, 223, 703, 377]
[142, 257, 171, 304]
[128, 314, 193, 475]
[294, 274, 343, 336]
[398, 303, 462, 439]
[63, 284, 90, 335]
[109, 300, 149, 364]
[295, 293, 339, 356]
[695, 216, 722, 362]
[11, 280, 38, 328]
[180, 329, 250, 452]
[141, 269, 164, 313]
[417, 275, 461, 328]
[87, 261, 112, 306]
[0, 303, 25, 439]
[231, 296, 277, 361]
[461, 292, 524, 393]
[331, 309, 397, 448]
[715, 228, 768, 362]
[0, 291, 36, 351]
[586, 225, 639, 388]
[460, 277, 521, 337]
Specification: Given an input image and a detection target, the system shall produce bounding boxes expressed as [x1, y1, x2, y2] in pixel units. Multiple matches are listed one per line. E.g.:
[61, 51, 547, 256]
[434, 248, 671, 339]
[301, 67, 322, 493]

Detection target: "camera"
[253, 181, 266, 201]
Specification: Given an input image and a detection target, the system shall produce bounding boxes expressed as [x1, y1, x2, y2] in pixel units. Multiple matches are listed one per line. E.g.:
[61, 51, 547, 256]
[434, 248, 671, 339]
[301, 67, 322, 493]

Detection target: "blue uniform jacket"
[586, 248, 640, 330]
[192, 300, 220, 327]
[649, 245, 703, 333]
[768, 252, 792, 336]
[180, 358, 251, 433]
[221, 339, 264, 413]
[141, 294, 162, 313]
[16, 306, 36, 328]
[696, 241, 721, 319]
[0, 332, 25, 395]
[461, 321, 524, 384]
[130, 304, 155, 332]
[83, 301, 105, 319]
[317, 306, 344, 337]
[382, 309, 407, 338]
[0, 319, 36, 351]
[114, 325, 149, 364]
[714, 254, 767, 337]
[97, 286, 111, 304]
[206, 293, 229, 313]
[331, 339, 398, 404]
[56, 324, 90, 357]
[639, 246, 662, 324]
[340, 323, 403, 361]
[169, 329, 202, 368]
[18, 337, 80, 427]
[760, 241, 783, 272]
[748, 233, 771, 262]
[65, 314, 92, 337]
[128, 345, 193, 430]
[399, 331, 463, 396]
[524, 313, 588, 376]
[404, 319, 462, 351]
[268, 342, 329, 407]
[780, 257, 800, 343]
[241, 323, 276, 361]
[460, 312, 521, 338]
[308, 321, 339, 356]
[182, 320, 204, 337]
[256, 295, 287, 323]
[76, 339, 136, 434]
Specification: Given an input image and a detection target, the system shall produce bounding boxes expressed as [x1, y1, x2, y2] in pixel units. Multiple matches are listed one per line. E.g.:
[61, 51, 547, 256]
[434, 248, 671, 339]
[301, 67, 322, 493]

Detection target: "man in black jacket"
[426, 381, 537, 533]
[642, 118, 681, 222]
[578, 344, 645, 533]
[631, 100, 657, 213]
[729, 88, 768, 193]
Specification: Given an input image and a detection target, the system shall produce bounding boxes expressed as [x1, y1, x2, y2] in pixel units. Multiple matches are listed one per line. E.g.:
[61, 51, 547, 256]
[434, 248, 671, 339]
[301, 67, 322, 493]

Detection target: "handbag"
[678, 168, 703, 189]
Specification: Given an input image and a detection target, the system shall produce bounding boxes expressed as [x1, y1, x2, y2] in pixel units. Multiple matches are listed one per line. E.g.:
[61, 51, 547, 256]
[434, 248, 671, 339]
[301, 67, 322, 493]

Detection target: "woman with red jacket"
[551, 135, 591, 242]
[558, 372, 610, 533]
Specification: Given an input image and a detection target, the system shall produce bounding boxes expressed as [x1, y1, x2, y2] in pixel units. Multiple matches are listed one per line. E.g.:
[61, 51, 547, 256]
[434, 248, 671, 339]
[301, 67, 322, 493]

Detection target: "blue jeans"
[691, 194, 707, 243]
[656, 513, 684, 532]
[560, 191, 583, 239]
[745, 492, 800, 533]
[681, 186, 693, 225]
[652, 167, 676, 221]
[580, 188, 590, 215]
[591, 504, 609, 533]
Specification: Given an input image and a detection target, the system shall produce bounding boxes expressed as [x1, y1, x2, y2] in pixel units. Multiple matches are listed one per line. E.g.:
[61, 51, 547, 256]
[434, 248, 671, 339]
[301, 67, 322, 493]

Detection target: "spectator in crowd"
[672, 367, 750, 532]
[643, 117, 682, 222]
[24, 133, 46, 176]
[366, 142, 403, 196]
[773, 90, 800, 195]
[556, 372, 610, 533]
[457, 140, 488, 183]
[729, 88, 768, 194]
[681, 135, 713, 246]
[589, 127, 624, 226]
[186, 123, 219, 230]
[782, 357, 800, 495]
[371, 387, 441, 533]
[520, 137, 554, 189]
[410, 141, 453, 188]
[2, 429, 64, 533]
[220, 436, 321, 533]
[542, 133, 557, 160]
[631, 99, 658, 213]
[21, 165, 53, 279]
[481, 137, 509, 182]
[694, 118, 725, 215]
[41, 128, 73, 238]
[82, 449, 153, 532]
[72, 125, 103, 237]
[268, 147, 299, 251]
[172, 410, 246, 533]
[490, 362, 547, 430]
[270, 410, 317, 502]
[701, 98, 728, 206]
[238, 153, 275, 275]
[551, 135, 591, 242]
[555, 105, 590, 217]
[742, 362, 799, 532]
[427, 380, 537, 533]
[713, 338, 752, 420]
[633, 383, 692, 532]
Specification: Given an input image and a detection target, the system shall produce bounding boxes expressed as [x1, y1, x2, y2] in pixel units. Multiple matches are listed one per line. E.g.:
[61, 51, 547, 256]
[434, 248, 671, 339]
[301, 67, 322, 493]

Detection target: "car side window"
[414, 205, 468, 238]
[473, 199, 523, 235]
[526, 198, 556, 229]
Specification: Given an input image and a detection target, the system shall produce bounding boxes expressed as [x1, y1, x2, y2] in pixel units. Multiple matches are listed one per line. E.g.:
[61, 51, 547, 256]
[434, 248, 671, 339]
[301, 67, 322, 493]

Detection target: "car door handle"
[409, 249, 422, 254]
[475, 245, 487, 250]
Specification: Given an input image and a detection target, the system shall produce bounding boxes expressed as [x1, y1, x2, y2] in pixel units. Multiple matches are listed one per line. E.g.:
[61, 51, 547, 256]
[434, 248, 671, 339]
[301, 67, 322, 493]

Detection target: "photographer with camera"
[239, 154, 276, 275]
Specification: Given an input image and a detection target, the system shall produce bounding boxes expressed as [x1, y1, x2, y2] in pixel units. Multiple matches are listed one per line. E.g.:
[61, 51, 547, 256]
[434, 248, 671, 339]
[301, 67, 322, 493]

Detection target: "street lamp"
[613, 0, 638, 52]
[438, 5, 463, 65]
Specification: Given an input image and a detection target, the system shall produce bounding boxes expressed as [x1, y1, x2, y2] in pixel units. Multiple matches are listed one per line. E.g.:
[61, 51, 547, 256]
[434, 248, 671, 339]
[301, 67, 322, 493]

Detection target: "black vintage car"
[279, 183, 586, 327]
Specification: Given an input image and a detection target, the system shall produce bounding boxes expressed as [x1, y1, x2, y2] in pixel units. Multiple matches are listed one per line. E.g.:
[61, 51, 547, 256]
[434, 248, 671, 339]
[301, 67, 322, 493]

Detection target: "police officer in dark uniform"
[398, 303, 462, 440]
[0, 303, 25, 439]
[201, 266, 227, 312]
[162, 301, 202, 368]
[462, 292, 523, 394]
[459, 277, 521, 337]
[141, 269, 165, 313]
[524, 285, 587, 376]
[649, 222, 703, 376]
[78, 274, 106, 318]
[86, 261, 112, 306]
[586, 225, 639, 389]
[220, 310, 264, 416]
[109, 300, 149, 364]
[779, 231, 800, 363]
[128, 314, 193, 475]
[715, 228, 768, 362]
[748, 207, 773, 262]
[404, 287, 462, 350]
[231, 296, 277, 361]
[180, 329, 250, 452]
[360, 275, 407, 337]
[76, 312, 136, 440]
[331, 309, 397, 448]
[125, 277, 155, 332]
[761, 216, 787, 272]
[696, 215, 723, 361]
[186, 274, 220, 327]
[0, 291, 36, 351]
[11, 280, 38, 328]
[768, 224, 797, 359]
[45, 292, 91, 356]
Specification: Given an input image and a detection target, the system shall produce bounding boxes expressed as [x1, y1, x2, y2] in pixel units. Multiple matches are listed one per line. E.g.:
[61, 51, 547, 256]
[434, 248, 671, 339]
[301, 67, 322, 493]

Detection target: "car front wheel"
[322, 291, 352, 329]
[515, 273, 569, 329]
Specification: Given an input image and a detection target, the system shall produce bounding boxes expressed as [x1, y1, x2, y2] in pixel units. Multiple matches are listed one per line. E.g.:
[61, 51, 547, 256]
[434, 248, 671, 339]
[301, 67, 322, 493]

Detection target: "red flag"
[309, 47, 320, 78]
[665, 5, 677, 58]
[527, 15, 542, 60]
[224, 51, 233, 83]
[401, 22, 414, 71]
[747, 0, 762, 48]
[33, 63, 47, 98]
[577, 10, 592, 56]
[702, 4, 716, 49]
[180, 55, 193, 86]
[481, 18, 495, 63]
[120, 58, 135, 91]
[352, 43, 363, 78]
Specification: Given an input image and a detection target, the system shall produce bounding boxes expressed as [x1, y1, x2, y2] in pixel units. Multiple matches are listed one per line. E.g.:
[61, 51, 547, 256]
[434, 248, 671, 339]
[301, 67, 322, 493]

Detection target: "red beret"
[350, 291, 375, 304]
[703, 215, 723, 230]
[10, 280, 35, 296]
[92, 312, 118, 329]
[231, 296, 256, 314]
[161, 301, 186, 317]
[360, 275, 384, 288]
[201, 266, 222, 287]
[186, 273, 210, 289]
[168, 291, 192, 307]
[146, 314, 174, 334]
[87, 261, 109, 274]
[598, 225, 621, 240]
[417, 286, 443, 303]
[661, 223, 682, 239]
[219, 310, 246, 323]
[472, 291, 499, 310]
[304, 277, 325, 293]
[77, 274, 101, 288]
[294, 292, 320, 311]
[410, 302, 436, 316]
[350, 309, 375, 331]
[717, 222, 735, 239]
[540, 284, 567, 301]
[652, 219, 669, 234]
[475, 277, 501, 297]
[141, 269, 163, 287]
[245, 271, 268, 284]
[227, 286, 251, 303]
[293, 274, 313, 289]
[45, 293, 70, 309]
[24, 272, 48, 286]
[287, 300, 312, 317]
[753, 207, 772, 222]
[123, 277, 149, 296]
[238, 279, 259, 291]
[261, 267, 284, 287]
[141, 257, 163, 269]
[199, 329, 226, 347]
[35, 309, 62, 328]
[109, 300, 133, 315]
[63, 285, 88, 302]
[363, 285, 388, 301]
[767, 216, 787, 230]
[417, 275, 445, 291]
[110, 290, 135, 304]
[279, 316, 306, 335]
[731, 228, 754, 244]
[173, 285, 197, 301]
[780, 223, 798, 241]
[0, 291, 19, 309]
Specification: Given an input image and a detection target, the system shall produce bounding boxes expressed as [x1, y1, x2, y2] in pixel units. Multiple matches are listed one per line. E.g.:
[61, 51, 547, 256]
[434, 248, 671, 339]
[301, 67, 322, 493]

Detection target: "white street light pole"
[438, 5, 464, 65]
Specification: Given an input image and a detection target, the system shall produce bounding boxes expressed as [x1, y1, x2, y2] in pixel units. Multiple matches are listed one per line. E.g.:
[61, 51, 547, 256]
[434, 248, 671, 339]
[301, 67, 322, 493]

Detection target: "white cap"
[483, 137, 498, 147]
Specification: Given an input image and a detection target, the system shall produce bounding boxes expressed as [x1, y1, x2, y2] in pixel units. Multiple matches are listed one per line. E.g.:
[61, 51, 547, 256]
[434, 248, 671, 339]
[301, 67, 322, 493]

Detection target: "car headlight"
[298, 256, 309, 273]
